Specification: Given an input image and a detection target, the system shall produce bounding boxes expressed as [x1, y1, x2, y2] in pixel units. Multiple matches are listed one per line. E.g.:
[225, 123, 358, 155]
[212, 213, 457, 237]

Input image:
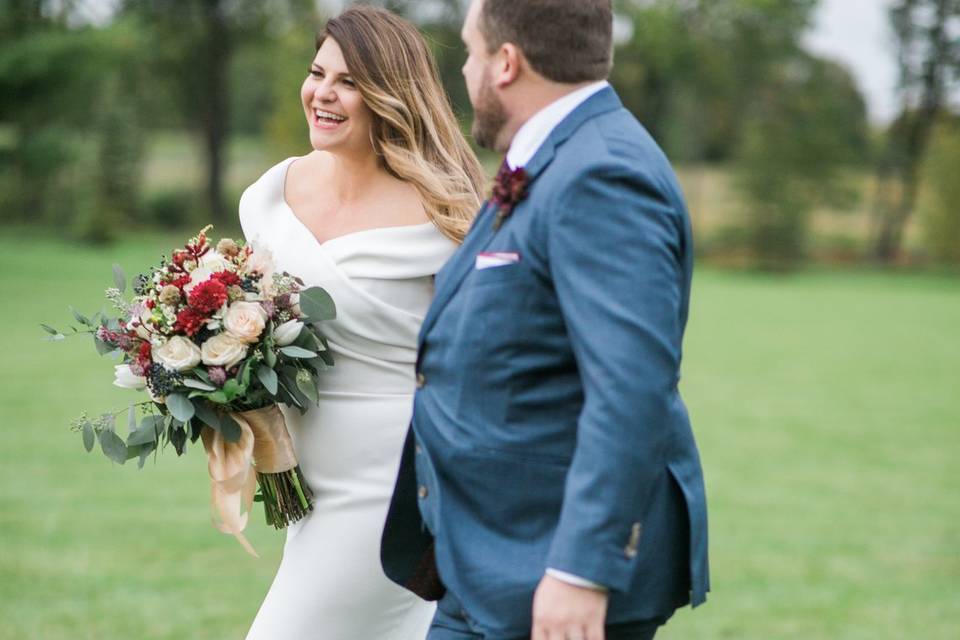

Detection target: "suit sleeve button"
[418, 485, 429, 499]
[416, 373, 426, 389]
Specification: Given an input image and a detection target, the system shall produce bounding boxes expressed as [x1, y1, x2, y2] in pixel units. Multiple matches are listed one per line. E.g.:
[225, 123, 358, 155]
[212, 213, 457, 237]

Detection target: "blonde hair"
[319, 6, 485, 243]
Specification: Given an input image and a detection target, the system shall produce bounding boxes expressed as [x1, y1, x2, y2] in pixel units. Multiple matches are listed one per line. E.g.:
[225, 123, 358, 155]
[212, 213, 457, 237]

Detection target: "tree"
[121, 0, 312, 223]
[871, 0, 960, 263]
[734, 57, 869, 269]
[0, 4, 147, 241]
[917, 115, 960, 263]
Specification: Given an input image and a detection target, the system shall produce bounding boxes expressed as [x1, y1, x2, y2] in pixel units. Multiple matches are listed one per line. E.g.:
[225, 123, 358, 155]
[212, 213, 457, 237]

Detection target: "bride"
[239, 6, 485, 639]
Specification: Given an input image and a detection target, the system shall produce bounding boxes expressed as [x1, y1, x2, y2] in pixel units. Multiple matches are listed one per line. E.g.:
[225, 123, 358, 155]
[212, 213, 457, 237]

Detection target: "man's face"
[462, 0, 508, 151]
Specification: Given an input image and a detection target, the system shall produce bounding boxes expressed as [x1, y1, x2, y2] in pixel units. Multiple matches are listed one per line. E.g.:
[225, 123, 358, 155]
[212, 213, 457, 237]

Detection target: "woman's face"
[301, 37, 374, 156]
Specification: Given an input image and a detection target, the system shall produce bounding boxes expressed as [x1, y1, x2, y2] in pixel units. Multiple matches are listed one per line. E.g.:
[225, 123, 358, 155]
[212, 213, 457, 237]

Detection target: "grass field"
[1, 234, 958, 639]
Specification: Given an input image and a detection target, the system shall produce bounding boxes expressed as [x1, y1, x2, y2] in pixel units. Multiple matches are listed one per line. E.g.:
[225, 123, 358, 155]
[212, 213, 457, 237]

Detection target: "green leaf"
[192, 401, 221, 431]
[127, 405, 137, 434]
[206, 391, 229, 404]
[44, 334, 66, 342]
[296, 369, 319, 405]
[165, 393, 195, 422]
[183, 378, 217, 392]
[219, 413, 242, 443]
[99, 429, 128, 464]
[256, 366, 278, 395]
[263, 345, 277, 368]
[112, 263, 126, 293]
[222, 378, 243, 401]
[82, 422, 95, 452]
[70, 306, 90, 326]
[137, 441, 156, 469]
[280, 346, 317, 359]
[94, 336, 115, 355]
[299, 286, 337, 321]
[40, 324, 59, 335]
[127, 415, 163, 446]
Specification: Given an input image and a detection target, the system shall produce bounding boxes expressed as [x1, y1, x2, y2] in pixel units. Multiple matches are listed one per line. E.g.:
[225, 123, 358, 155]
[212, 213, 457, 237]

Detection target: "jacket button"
[416, 373, 426, 389]
[418, 485, 429, 499]
[624, 522, 642, 558]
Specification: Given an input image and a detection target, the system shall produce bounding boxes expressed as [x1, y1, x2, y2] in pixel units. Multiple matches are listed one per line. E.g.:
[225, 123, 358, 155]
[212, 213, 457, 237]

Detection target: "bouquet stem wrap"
[200, 405, 314, 556]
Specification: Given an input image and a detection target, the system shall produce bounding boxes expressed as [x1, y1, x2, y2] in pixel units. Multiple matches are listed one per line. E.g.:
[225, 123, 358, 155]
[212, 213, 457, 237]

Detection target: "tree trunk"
[200, 0, 230, 223]
[871, 0, 950, 263]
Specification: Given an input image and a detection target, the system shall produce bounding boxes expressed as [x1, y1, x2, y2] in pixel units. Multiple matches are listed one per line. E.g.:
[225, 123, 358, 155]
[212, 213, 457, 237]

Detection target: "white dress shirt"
[504, 79, 611, 593]
[505, 80, 609, 170]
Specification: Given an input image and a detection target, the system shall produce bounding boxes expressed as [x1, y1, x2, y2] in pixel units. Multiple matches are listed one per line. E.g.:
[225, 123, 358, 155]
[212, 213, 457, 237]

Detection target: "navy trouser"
[427, 590, 665, 640]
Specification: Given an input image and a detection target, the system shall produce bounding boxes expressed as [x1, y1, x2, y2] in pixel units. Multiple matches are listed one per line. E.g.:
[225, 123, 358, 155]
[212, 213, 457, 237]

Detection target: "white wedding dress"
[239, 157, 454, 640]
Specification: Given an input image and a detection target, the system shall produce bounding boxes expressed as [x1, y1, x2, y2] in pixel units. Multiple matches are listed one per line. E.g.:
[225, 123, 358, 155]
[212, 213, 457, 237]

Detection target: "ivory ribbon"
[200, 405, 297, 556]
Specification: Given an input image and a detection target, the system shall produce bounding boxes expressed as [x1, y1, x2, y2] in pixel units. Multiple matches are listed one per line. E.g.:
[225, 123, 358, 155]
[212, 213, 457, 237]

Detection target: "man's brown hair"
[479, 0, 613, 83]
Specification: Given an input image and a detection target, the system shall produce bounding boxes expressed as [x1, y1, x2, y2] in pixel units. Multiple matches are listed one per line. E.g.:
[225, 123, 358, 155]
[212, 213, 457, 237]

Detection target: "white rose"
[223, 301, 268, 343]
[199, 251, 231, 272]
[200, 333, 248, 369]
[273, 319, 304, 347]
[113, 365, 147, 390]
[152, 336, 202, 372]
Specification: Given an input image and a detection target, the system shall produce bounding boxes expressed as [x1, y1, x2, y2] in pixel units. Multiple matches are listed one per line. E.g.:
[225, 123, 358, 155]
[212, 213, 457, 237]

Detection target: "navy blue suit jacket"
[382, 87, 709, 638]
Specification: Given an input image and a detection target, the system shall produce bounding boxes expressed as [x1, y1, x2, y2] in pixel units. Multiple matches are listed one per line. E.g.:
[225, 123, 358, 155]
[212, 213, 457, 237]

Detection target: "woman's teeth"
[315, 109, 346, 123]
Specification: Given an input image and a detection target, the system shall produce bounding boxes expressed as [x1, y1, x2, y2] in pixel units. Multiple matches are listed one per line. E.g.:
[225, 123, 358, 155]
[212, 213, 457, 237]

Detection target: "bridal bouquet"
[45, 226, 335, 555]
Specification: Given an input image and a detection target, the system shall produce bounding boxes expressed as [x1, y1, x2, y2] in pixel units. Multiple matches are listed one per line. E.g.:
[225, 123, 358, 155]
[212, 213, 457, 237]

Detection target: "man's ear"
[493, 43, 523, 89]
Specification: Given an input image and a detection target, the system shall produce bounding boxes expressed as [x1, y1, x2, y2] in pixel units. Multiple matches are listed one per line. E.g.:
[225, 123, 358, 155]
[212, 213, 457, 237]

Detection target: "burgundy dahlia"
[188, 279, 228, 314]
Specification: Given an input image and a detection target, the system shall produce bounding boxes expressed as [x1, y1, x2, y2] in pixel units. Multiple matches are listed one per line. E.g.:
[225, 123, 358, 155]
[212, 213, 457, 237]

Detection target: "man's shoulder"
[546, 111, 680, 197]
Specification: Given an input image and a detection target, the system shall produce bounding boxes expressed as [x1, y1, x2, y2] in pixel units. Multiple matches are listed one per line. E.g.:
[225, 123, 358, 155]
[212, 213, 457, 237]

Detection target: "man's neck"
[497, 80, 597, 152]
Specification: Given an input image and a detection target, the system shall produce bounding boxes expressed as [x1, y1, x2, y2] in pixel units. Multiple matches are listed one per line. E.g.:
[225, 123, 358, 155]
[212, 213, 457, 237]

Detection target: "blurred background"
[1, 1, 957, 638]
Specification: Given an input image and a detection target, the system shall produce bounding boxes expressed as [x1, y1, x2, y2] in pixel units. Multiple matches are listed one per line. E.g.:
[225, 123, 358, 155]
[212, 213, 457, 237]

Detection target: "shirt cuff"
[545, 568, 608, 592]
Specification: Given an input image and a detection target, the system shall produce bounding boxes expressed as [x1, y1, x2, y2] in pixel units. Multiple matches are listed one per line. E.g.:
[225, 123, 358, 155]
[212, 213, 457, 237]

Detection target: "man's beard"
[471, 73, 508, 152]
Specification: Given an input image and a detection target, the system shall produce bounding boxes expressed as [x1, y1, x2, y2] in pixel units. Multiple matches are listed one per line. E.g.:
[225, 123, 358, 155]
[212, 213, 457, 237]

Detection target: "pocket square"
[475, 252, 520, 270]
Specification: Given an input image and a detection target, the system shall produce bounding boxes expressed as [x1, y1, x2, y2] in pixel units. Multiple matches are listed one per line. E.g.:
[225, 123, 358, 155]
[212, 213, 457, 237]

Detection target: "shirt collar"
[505, 80, 609, 170]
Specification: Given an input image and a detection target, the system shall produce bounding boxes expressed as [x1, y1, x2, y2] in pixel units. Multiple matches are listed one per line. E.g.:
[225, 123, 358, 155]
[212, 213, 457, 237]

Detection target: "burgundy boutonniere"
[491, 160, 529, 230]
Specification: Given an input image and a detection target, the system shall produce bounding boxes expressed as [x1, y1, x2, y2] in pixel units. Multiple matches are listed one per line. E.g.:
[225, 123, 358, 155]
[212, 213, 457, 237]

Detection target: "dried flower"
[159, 285, 181, 305]
[216, 238, 240, 256]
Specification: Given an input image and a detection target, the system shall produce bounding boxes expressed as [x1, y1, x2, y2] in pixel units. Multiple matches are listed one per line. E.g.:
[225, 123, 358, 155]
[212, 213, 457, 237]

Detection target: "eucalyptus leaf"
[299, 287, 337, 321]
[99, 429, 128, 464]
[127, 416, 162, 446]
[82, 422, 95, 452]
[296, 370, 319, 405]
[219, 413, 242, 443]
[165, 393, 195, 423]
[138, 441, 156, 468]
[70, 306, 90, 326]
[256, 366, 278, 395]
[112, 263, 126, 293]
[280, 346, 317, 359]
[192, 401, 221, 431]
[40, 324, 59, 335]
[44, 334, 66, 342]
[263, 345, 277, 368]
[128, 405, 137, 434]
[94, 336, 114, 355]
[183, 378, 217, 392]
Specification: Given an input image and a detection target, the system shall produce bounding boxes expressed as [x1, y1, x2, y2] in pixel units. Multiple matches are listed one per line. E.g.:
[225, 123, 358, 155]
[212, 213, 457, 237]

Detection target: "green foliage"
[733, 57, 870, 270]
[918, 117, 960, 263]
[0, 19, 147, 241]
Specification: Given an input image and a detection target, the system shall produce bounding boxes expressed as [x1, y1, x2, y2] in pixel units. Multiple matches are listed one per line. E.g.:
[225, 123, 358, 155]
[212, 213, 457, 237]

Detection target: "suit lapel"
[419, 87, 625, 345]
[419, 200, 498, 341]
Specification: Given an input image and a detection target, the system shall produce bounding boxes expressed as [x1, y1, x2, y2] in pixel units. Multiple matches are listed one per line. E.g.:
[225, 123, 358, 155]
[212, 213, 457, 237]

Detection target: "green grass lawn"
[1, 235, 958, 639]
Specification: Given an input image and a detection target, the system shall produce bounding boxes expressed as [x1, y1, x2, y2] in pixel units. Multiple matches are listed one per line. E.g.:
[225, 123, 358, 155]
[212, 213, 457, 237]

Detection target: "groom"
[382, 1, 709, 638]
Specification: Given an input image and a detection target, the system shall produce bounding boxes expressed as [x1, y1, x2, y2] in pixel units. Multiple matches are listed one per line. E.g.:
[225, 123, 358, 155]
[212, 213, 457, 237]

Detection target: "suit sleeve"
[544, 160, 686, 592]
